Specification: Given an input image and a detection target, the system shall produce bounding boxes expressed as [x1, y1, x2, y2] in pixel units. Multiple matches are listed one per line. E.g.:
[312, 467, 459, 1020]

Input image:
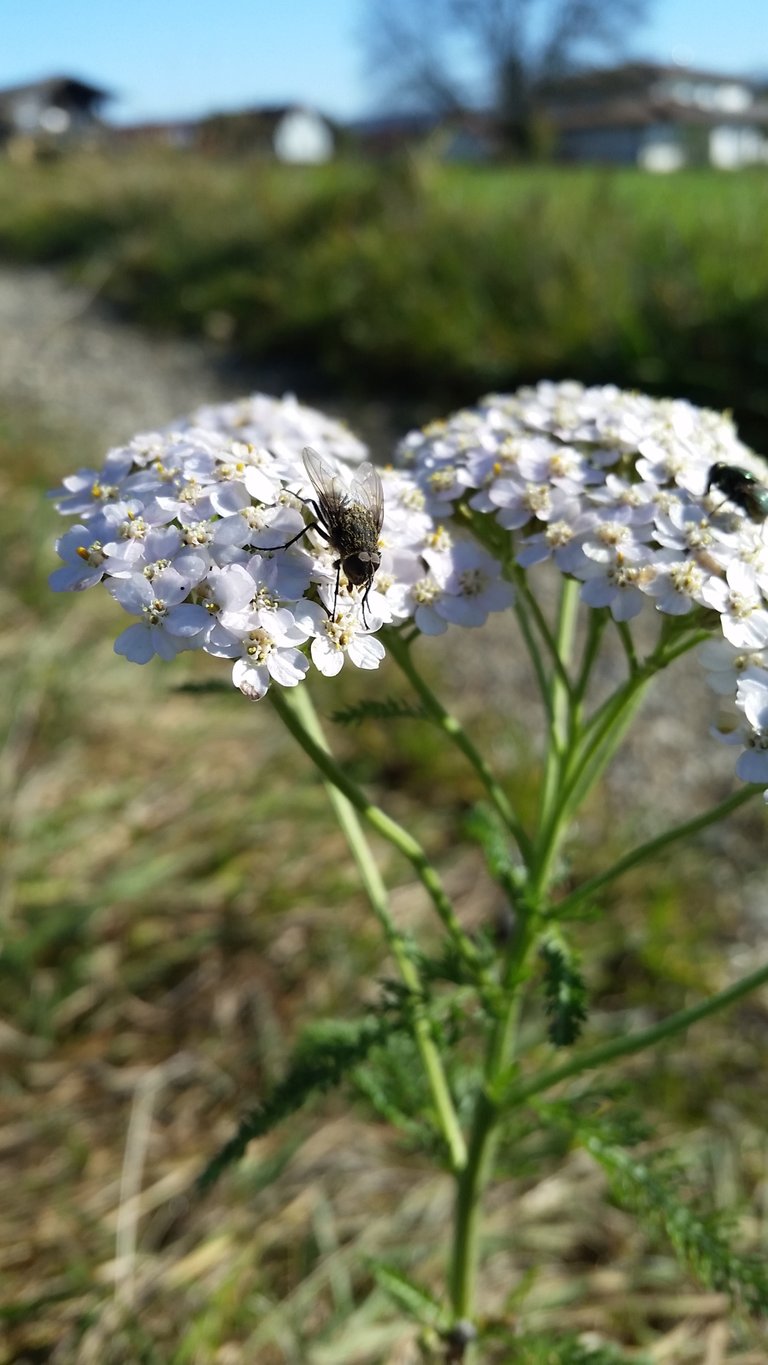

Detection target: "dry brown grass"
[1, 402, 767, 1364]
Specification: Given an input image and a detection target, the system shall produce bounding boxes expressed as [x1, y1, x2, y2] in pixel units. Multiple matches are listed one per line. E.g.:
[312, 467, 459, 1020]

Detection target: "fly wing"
[302, 446, 348, 510]
[349, 462, 384, 534]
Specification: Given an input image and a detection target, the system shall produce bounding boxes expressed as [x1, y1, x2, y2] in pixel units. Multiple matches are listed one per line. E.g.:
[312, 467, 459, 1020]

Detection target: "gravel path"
[0, 265, 254, 442]
[0, 264, 406, 452]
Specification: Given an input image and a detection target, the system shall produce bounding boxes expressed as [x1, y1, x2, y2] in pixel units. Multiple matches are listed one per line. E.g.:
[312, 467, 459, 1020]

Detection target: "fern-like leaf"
[352, 1062, 435, 1145]
[585, 1134, 768, 1316]
[197, 1014, 399, 1193]
[369, 1261, 445, 1328]
[464, 803, 527, 890]
[330, 697, 428, 726]
[540, 933, 589, 1047]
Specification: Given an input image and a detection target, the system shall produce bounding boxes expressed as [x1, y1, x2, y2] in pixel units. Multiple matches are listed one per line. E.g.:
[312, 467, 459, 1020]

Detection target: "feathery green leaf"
[196, 1014, 402, 1193]
[540, 932, 589, 1046]
[330, 696, 429, 726]
[586, 1135, 768, 1316]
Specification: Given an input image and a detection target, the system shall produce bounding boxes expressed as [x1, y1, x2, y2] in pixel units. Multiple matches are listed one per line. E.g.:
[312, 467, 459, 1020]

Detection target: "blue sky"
[3, 0, 767, 124]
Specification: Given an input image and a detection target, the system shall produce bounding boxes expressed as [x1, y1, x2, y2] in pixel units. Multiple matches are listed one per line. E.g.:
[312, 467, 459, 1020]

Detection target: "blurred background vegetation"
[2, 150, 768, 446]
[2, 144, 768, 1362]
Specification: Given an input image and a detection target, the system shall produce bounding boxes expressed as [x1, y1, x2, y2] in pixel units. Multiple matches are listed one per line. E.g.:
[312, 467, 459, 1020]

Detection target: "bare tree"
[360, 0, 652, 150]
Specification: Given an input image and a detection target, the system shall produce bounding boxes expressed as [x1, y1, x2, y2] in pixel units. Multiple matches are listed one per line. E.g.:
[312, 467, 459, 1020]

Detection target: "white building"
[538, 63, 768, 170]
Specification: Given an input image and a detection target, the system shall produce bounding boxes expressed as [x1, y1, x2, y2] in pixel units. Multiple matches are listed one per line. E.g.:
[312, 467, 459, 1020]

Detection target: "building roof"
[539, 60, 766, 96]
[202, 102, 336, 126]
[0, 75, 111, 107]
[538, 62, 768, 131]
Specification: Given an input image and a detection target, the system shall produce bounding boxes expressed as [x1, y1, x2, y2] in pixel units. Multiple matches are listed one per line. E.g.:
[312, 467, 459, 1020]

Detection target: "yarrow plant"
[51, 383, 768, 1358]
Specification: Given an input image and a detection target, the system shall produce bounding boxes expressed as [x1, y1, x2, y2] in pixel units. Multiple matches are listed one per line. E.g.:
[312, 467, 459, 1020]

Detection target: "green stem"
[553, 577, 581, 736]
[384, 630, 532, 864]
[537, 578, 580, 838]
[502, 956, 768, 1110]
[269, 685, 484, 976]
[573, 609, 608, 709]
[552, 625, 712, 833]
[615, 618, 639, 673]
[449, 1092, 500, 1321]
[448, 901, 541, 1327]
[513, 564, 574, 700]
[514, 593, 553, 723]
[556, 785, 760, 919]
[575, 625, 707, 769]
[559, 679, 648, 822]
[283, 686, 467, 1173]
[530, 675, 649, 901]
[449, 1005, 515, 1321]
[448, 585, 584, 1328]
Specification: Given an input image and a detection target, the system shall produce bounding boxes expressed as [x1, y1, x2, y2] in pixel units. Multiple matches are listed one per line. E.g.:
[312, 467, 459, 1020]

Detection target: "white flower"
[172, 392, 369, 467]
[652, 502, 737, 572]
[101, 526, 206, 582]
[49, 510, 124, 591]
[308, 604, 386, 676]
[49, 450, 136, 516]
[588, 473, 658, 527]
[49, 380, 768, 755]
[698, 640, 768, 696]
[409, 572, 449, 636]
[418, 540, 514, 629]
[227, 607, 311, 699]
[486, 472, 556, 530]
[735, 670, 768, 786]
[643, 557, 707, 616]
[577, 551, 654, 621]
[110, 566, 211, 663]
[700, 561, 768, 649]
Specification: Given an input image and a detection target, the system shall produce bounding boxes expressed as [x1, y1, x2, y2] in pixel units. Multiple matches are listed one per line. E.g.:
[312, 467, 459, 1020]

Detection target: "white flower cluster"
[49, 381, 768, 795]
[49, 391, 513, 700]
[398, 380, 768, 795]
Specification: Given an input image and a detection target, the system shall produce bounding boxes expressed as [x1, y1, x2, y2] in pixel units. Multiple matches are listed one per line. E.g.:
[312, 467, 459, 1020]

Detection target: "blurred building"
[196, 104, 337, 162]
[0, 75, 110, 155]
[538, 62, 768, 170]
[110, 119, 200, 150]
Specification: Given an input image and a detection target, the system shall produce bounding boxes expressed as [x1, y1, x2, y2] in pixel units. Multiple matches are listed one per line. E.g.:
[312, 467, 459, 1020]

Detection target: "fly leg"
[255, 496, 324, 552]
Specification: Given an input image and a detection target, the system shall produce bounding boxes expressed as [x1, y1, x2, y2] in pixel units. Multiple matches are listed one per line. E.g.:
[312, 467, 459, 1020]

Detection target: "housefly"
[707, 462, 768, 521]
[259, 447, 384, 623]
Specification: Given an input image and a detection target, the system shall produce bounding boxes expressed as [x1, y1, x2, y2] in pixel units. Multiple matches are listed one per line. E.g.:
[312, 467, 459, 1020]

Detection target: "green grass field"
[2, 151, 768, 447]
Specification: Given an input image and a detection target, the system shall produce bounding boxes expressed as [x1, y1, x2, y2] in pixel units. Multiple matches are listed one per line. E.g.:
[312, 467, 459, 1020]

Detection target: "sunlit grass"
[2, 152, 768, 444]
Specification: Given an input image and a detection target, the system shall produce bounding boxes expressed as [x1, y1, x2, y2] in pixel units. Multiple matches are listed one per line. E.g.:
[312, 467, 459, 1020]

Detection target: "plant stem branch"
[503, 956, 768, 1109]
[536, 577, 580, 840]
[448, 896, 542, 1327]
[513, 564, 574, 699]
[384, 630, 532, 863]
[555, 785, 760, 918]
[281, 686, 468, 1173]
[269, 685, 484, 975]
